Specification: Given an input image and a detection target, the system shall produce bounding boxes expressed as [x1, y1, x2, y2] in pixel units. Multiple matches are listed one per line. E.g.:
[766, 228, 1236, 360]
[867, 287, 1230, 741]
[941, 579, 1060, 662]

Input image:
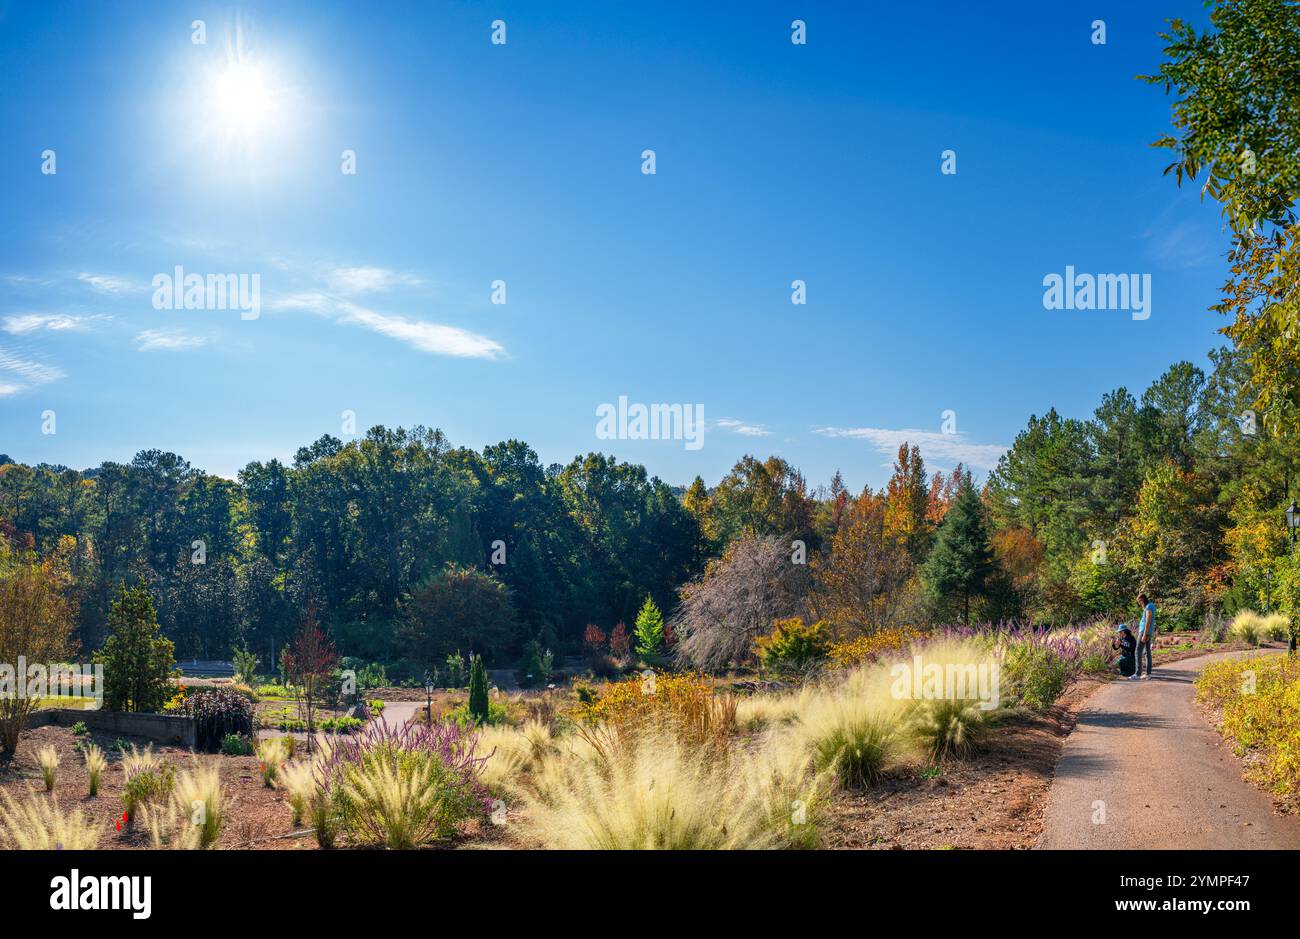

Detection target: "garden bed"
[824, 676, 1104, 849]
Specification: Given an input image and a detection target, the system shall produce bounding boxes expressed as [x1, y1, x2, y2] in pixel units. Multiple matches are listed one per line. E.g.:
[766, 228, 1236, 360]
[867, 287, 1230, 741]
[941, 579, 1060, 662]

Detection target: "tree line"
[4, 342, 1284, 680]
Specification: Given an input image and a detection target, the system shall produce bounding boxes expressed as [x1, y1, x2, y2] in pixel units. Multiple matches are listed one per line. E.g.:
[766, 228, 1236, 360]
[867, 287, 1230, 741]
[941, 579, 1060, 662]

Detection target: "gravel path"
[1038, 650, 1300, 849]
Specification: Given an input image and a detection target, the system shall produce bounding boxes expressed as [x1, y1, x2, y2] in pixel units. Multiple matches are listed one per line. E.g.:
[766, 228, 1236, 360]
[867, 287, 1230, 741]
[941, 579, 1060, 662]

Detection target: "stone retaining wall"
[29, 708, 196, 749]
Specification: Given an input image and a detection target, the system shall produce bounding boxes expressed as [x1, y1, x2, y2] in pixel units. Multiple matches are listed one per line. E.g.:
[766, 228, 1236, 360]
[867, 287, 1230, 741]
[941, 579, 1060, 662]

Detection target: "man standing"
[1136, 593, 1156, 679]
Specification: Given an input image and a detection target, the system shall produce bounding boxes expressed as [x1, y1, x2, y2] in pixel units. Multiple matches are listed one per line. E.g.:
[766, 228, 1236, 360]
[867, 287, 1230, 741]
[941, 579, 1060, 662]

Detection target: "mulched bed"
[825, 677, 1104, 850]
[0, 724, 312, 850]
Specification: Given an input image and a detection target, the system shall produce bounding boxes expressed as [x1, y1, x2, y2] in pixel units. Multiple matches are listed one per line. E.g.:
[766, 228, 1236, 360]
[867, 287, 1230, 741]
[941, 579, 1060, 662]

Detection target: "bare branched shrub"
[673, 534, 811, 671]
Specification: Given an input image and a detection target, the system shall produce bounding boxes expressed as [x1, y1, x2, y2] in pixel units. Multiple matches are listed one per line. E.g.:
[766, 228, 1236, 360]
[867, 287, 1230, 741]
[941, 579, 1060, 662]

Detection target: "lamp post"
[1265, 569, 1273, 614]
[423, 671, 434, 724]
[1286, 502, 1300, 654]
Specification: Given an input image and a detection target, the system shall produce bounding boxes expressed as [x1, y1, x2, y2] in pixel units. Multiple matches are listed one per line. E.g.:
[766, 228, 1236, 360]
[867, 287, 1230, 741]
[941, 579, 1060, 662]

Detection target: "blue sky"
[0, 0, 1226, 491]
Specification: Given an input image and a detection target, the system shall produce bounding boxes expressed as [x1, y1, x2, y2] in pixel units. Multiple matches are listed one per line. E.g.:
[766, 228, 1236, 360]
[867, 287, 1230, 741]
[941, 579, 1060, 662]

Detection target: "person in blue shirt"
[1136, 593, 1157, 679]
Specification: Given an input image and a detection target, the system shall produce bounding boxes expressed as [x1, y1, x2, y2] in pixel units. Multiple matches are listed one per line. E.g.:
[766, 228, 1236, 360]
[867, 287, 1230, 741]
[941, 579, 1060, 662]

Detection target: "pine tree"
[921, 480, 994, 624]
[95, 581, 176, 713]
[468, 654, 489, 723]
[633, 595, 665, 657]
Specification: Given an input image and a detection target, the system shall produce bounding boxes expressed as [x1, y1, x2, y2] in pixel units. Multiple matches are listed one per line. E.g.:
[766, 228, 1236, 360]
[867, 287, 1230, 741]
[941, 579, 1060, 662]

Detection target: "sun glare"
[210, 62, 276, 139]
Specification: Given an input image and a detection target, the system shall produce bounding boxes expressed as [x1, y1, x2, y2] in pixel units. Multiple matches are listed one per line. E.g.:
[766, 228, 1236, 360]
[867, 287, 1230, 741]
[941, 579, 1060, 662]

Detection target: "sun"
[210, 61, 277, 140]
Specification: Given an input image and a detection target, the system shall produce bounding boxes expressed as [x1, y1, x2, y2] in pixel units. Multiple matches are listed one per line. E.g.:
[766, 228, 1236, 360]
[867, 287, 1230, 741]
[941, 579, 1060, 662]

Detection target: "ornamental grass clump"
[173, 763, 224, 848]
[140, 763, 224, 850]
[475, 720, 557, 794]
[316, 718, 490, 848]
[280, 760, 317, 826]
[83, 744, 107, 797]
[735, 687, 811, 733]
[1261, 612, 1290, 643]
[37, 745, 59, 792]
[1230, 611, 1262, 646]
[256, 737, 288, 787]
[790, 670, 904, 789]
[520, 726, 826, 849]
[891, 638, 1001, 760]
[0, 791, 101, 849]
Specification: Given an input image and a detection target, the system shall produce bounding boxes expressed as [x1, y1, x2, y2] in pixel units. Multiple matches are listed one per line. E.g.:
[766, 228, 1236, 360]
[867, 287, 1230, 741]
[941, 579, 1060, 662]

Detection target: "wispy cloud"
[3, 313, 109, 335]
[814, 426, 1008, 470]
[77, 272, 135, 293]
[0, 348, 66, 395]
[272, 291, 505, 360]
[324, 265, 421, 294]
[135, 328, 208, 352]
[715, 417, 772, 437]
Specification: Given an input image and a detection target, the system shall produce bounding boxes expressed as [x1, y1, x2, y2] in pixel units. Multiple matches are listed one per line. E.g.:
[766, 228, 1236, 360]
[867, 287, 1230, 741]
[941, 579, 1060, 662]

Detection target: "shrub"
[319, 716, 365, 733]
[826, 626, 921, 669]
[1001, 639, 1071, 708]
[1197, 657, 1300, 796]
[69, 721, 88, 736]
[94, 581, 176, 713]
[0, 791, 101, 849]
[444, 700, 510, 727]
[633, 596, 665, 657]
[468, 655, 490, 722]
[609, 622, 630, 660]
[37, 745, 59, 791]
[570, 671, 736, 751]
[754, 617, 831, 676]
[220, 733, 254, 756]
[122, 745, 174, 818]
[185, 688, 257, 752]
[83, 744, 107, 797]
[356, 662, 388, 690]
[520, 642, 554, 688]
[1230, 611, 1262, 646]
[444, 651, 466, 689]
[583, 624, 607, 662]
[232, 647, 259, 684]
[257, 737, 289, 787]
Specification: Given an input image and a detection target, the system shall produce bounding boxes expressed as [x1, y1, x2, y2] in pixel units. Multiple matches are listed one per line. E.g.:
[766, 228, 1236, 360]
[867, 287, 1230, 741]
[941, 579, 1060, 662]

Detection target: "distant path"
[1038, 650, 1300, 849]
[377, 701, 423, 728]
